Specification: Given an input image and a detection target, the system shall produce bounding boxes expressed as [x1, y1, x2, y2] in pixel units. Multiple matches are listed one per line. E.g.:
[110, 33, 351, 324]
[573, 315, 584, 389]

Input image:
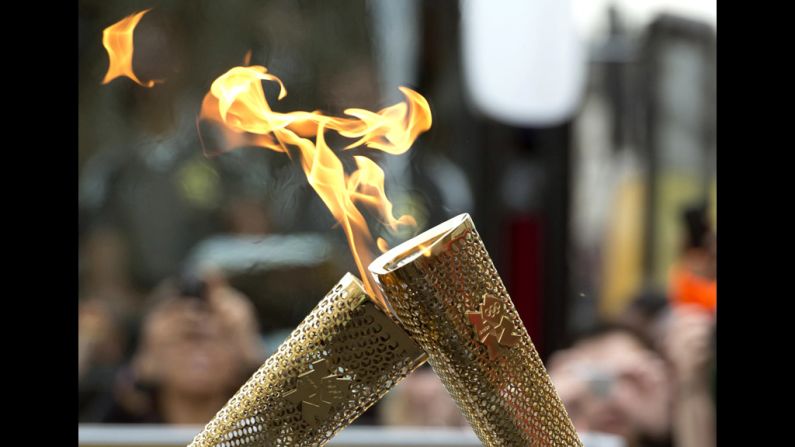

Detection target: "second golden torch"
[370, 214, 583, 446]
[189, 273, 426, 447]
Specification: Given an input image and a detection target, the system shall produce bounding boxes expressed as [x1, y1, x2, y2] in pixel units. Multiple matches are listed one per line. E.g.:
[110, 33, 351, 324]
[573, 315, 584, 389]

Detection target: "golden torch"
[188, 273, 426, 447]
[370, 214, 583, 446]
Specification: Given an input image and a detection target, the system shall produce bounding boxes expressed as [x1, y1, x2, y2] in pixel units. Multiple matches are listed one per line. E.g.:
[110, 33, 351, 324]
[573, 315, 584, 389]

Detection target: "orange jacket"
[670, 265, 717, 312]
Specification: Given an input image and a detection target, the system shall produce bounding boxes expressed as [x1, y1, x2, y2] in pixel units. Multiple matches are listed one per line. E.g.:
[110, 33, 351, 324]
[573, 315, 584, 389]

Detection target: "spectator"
[79, 225, 138, 422]
[102, 271, 266, 424]
[548, 324, 673, 447]
[79, 298, 128, 422]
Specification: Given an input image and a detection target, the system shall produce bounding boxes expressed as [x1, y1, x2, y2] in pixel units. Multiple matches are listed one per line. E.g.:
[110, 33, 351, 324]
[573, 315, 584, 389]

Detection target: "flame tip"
[101, 8, 158, 88]
[198, 65, 432, 307]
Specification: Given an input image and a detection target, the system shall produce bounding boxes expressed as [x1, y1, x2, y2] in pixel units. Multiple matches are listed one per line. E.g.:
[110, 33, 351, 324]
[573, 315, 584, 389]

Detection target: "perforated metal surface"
[371, 214, 582, 447]
[189, 274, 427, 447]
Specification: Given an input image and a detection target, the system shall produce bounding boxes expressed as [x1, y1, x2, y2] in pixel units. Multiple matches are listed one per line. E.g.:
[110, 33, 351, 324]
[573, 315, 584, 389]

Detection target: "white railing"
[78, 424, 625, 447]
[78, 425, 481, 447]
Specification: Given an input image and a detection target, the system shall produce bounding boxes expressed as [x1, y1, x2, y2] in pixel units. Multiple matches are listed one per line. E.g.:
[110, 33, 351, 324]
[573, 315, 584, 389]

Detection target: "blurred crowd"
[79, 201, 715, 447]
[546, 203, 716, 447]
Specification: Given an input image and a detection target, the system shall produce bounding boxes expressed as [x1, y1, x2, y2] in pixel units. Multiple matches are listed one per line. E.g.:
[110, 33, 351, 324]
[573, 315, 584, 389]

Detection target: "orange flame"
[348, 156, 417, 232]
[101, 9, 158, 87]
[199, 65, 431, 303]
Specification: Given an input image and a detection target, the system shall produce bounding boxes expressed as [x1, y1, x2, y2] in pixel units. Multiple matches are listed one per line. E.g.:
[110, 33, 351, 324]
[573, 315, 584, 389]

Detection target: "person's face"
[145, 299, 244, 396]
[550, 333, 671, 442]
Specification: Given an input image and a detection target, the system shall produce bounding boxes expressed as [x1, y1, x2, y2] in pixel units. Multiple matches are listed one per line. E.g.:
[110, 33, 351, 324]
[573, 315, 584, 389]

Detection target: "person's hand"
[548, 350, 593, 431]
[614, 349, 671, 439]
[663, 305, 715, 389]
[665, 309, 716, 447]
[203, 270, 267, 369]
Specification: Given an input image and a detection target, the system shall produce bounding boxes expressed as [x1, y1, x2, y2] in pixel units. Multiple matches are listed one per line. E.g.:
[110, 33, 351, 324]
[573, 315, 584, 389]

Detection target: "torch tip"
[369, 213, 474, 276]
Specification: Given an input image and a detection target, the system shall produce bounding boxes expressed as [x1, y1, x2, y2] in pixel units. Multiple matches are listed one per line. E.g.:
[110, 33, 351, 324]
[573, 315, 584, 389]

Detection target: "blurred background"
[78, 1, 715, 446]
